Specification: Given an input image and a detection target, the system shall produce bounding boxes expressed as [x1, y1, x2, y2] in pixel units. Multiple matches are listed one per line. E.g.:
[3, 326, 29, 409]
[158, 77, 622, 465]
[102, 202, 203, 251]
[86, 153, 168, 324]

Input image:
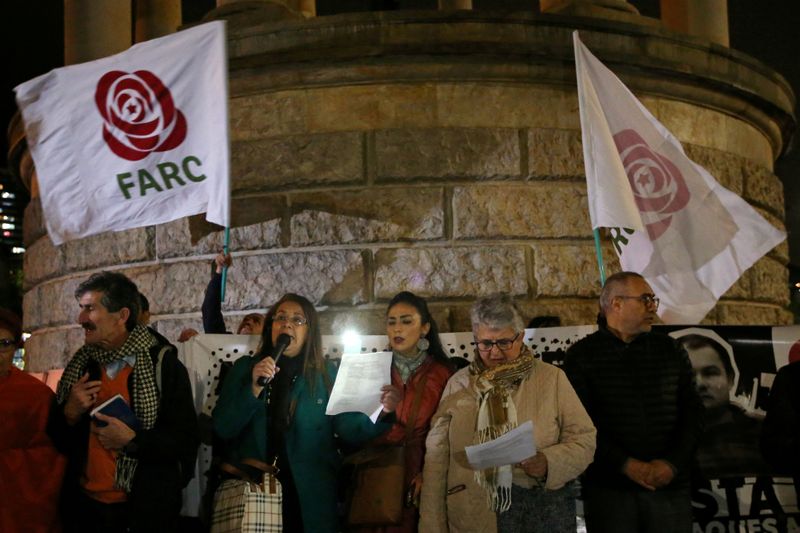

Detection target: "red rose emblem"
[95, 70, 187, 161]
[613, 129, 690, 240]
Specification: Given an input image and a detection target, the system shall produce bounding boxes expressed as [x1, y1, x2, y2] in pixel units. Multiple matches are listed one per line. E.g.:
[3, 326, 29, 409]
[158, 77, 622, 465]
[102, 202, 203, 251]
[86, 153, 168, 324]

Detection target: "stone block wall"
[18, 13, 793, 371]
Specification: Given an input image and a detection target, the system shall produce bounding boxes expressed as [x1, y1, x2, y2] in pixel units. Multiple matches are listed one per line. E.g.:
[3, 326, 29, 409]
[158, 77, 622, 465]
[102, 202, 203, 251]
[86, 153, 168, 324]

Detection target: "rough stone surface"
[684, 144, 744, 195]
[23, 327, 86, 371]
[743, 163, 785, 218]
[716, 303, 787, 325]
[22, 198, 47, 246]
[209, 251, 367, 308]
[758, 208, 789, 265]
[376, 128, 520, 181]
[533, 243, 617, 298]
[750, 257, 790, 306]
[721, 270, 751, 300]
[453, 184, 590, 239]
[231, 132, 364, 191]
[27, 277, 86, 329]
[156, 212, 282, 259]
[374, 247, 528, 299]
[229, 92, 308, 141]
[438, 85, 579, 130]
[290, 188, 444, 246]
[527, 129, 584, 178]
[642, 97, 773, 167]
[62, 228, 153, 273]
[516, 298, 600, 327]
[24, 237, 64, 288]
[307, 85, 437, 133]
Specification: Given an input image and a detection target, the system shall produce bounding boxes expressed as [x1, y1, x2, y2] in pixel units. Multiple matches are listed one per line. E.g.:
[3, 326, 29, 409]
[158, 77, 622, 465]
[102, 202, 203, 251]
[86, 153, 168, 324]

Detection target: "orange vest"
[81, 365, 133, 503]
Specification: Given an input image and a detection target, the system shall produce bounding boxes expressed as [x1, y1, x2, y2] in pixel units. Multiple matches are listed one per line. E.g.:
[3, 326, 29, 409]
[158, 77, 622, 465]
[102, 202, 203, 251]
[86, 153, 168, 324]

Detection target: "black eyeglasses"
[474, 333, 521, 353]
[617, 293, 660, 309]
[272, 314, 308, 327]
[0, 339, 17, 350]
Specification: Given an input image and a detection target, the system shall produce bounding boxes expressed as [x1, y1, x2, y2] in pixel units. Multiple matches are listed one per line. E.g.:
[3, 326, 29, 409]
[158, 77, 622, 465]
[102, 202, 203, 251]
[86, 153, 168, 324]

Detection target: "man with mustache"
[48, 272, 199, 533]
[564, 271, 703, 533]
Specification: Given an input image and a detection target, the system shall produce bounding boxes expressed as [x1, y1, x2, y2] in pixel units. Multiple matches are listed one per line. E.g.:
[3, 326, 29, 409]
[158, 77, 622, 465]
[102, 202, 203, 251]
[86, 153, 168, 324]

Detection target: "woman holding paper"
[419, 293, 596, 533]
[212, 293, 400, 532]
[353, 291, 455, 532]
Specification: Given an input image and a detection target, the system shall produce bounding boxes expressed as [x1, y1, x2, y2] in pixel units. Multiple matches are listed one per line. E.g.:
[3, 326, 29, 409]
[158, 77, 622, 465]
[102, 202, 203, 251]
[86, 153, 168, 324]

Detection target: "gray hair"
[599, 271, 645, 314]
[75, 271, 140, 332]
[470, 293, 525, 334]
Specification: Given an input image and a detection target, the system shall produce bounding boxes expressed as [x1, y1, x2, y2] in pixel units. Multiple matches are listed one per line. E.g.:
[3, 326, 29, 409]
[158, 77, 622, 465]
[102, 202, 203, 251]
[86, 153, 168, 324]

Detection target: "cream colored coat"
[419, 361, 596, 533]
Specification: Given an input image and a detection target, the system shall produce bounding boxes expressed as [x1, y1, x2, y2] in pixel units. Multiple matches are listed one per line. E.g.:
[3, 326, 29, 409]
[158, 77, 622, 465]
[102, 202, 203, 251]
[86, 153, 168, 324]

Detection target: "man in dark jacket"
[48, 272, 199, 533]
[564, 271, 703, 533]
[761, 359, 800, 501]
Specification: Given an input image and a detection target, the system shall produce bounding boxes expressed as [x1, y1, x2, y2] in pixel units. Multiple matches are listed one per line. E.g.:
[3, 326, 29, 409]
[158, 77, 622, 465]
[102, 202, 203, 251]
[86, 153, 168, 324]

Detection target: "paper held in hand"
[465, 421, 537, 471]
[325, 351, 392, 423]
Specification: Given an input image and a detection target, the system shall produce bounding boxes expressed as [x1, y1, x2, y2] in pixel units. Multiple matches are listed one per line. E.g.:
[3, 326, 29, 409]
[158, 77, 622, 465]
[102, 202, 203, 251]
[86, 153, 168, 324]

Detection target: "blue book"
[90, 394, 141, 432]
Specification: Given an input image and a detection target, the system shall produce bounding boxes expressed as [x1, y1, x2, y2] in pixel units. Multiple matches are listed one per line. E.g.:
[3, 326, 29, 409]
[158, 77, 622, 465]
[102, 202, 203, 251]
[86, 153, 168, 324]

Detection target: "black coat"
[48, 341, 199, 532]
[564, 326, 703, 490]
[761, 360, 800, 496]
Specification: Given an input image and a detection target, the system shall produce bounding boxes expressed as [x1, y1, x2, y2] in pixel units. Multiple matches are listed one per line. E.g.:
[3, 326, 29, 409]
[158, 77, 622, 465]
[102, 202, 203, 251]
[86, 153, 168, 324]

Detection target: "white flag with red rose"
[14, 21, 229, 245]
[573, 32, 785, 324]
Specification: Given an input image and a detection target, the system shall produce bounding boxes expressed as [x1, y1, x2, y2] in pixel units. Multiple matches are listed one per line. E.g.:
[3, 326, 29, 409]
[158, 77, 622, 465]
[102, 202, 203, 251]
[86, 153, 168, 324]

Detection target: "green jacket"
[213, 356, 391, 532]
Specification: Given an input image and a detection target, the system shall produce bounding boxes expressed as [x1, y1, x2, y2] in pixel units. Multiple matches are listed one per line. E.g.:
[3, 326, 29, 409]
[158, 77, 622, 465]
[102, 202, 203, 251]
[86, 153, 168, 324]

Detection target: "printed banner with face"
[573, 31, 785, 324]
[14, 21, 229, 245]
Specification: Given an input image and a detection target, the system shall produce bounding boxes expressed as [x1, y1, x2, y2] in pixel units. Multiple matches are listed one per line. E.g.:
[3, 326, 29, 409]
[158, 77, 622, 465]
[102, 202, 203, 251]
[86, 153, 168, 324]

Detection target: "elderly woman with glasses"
[212, 294, 401, 532]
[419, 293, 596, 533]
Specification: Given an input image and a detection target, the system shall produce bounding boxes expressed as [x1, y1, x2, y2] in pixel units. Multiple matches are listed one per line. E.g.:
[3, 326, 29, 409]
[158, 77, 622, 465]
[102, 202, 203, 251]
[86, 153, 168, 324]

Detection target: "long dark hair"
[386, 291, 451, 367]
[256, 293, 327, 393]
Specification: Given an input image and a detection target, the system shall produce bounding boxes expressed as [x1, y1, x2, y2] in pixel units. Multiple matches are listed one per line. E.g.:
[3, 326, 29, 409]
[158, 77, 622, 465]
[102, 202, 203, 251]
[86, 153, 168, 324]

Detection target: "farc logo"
[95, 70, 187, 161]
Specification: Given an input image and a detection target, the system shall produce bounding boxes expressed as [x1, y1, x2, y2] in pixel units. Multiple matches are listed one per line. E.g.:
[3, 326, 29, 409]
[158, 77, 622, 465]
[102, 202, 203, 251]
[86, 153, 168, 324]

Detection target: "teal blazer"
[213, 356, 391, 532]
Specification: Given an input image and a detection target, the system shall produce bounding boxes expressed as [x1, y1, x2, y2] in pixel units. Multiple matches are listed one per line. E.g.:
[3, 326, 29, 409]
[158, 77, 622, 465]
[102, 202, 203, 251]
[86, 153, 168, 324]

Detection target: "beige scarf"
[469, 345, 535, 512]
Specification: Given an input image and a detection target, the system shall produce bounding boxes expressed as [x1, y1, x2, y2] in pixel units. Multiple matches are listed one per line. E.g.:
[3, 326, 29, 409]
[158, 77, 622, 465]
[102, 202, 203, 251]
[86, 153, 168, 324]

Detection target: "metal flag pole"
[593, 228, 607, 286]
[221, 226, 230, 301]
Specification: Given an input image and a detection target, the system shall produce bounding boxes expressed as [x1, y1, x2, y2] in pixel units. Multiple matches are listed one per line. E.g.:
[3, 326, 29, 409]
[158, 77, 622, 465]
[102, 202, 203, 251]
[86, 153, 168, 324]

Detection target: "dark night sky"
[2, 0, 799, 269]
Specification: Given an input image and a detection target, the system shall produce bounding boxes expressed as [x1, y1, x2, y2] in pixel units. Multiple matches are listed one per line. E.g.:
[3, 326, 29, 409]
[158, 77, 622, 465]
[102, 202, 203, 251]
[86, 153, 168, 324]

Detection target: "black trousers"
[583, 485, 693, 533]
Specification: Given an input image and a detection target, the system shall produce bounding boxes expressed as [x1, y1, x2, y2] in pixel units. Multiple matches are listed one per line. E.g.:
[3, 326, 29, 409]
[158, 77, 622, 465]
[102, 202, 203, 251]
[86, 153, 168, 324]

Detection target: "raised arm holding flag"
[573, 31, 785, 324]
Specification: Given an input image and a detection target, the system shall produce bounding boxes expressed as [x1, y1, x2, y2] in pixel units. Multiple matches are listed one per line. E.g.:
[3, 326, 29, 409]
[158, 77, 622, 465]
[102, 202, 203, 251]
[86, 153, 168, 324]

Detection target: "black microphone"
[257, 333, 292, 387]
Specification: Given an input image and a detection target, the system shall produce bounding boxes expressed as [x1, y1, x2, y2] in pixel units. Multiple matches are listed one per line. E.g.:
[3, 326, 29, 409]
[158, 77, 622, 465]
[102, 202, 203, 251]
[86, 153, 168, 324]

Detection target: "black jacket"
[564, 326, 703, 490]
[761, 360, 800, 491]
[49, 342, 199, 532]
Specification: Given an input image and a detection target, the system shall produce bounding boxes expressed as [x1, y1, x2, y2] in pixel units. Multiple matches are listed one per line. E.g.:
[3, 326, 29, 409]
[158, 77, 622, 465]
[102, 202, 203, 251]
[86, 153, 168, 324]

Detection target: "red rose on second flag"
[613, 129, 690, 240]
[95, 70, 187, 161]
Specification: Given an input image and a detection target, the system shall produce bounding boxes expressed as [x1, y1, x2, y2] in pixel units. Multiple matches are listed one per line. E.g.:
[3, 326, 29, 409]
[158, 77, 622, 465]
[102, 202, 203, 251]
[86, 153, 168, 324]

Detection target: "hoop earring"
[416, 337, 430, 352]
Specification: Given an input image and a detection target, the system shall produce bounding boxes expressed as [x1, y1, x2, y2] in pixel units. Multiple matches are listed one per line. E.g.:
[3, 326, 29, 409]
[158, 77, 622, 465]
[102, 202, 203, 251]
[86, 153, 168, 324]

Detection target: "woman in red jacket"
[356, 291, 455, 532]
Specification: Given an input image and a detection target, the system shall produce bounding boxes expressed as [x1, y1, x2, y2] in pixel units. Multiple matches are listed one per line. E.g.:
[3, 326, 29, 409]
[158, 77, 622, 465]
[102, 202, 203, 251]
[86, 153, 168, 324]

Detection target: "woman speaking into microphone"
[212, 293, 400, 532]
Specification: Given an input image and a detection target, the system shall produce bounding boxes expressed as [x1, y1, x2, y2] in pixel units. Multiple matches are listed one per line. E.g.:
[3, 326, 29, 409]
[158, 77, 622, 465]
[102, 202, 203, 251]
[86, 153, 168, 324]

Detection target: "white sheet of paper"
[465, 421, 537, 470]
[325, 351, 392, 422]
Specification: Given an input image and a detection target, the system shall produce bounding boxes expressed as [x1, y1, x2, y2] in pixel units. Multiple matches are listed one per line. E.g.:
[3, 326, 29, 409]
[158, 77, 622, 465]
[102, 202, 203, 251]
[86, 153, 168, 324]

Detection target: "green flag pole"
[593, 228, 607, 286]
[221, 226, 230, 301]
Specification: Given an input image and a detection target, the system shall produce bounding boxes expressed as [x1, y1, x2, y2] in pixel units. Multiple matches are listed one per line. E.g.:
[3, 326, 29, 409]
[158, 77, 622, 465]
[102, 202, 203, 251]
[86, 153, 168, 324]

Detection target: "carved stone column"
[540, 0, 645, 24]
[64, 0, 132, 65]
[135, 0, 182, 42]
[660, 0, 729, 47]
[438, 0, 473, 9]
[215, 0, 313, 19]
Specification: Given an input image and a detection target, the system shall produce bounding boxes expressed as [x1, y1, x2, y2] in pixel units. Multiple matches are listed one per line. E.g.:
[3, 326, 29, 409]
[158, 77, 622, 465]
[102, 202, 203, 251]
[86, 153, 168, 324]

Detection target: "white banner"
[573, 31, 785, 324]
[15, 21, 230, 245]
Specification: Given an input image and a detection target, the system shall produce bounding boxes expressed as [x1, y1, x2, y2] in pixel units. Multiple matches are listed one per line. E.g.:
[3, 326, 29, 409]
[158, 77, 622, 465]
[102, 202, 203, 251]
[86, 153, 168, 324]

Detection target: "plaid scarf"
[469, 344, 535, 512]
[56, 324, 160, 492]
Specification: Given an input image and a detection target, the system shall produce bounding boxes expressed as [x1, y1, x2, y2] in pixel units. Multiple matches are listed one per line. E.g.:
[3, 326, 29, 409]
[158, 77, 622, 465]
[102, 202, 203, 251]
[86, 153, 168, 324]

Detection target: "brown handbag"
[346, 373, 429, 527]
